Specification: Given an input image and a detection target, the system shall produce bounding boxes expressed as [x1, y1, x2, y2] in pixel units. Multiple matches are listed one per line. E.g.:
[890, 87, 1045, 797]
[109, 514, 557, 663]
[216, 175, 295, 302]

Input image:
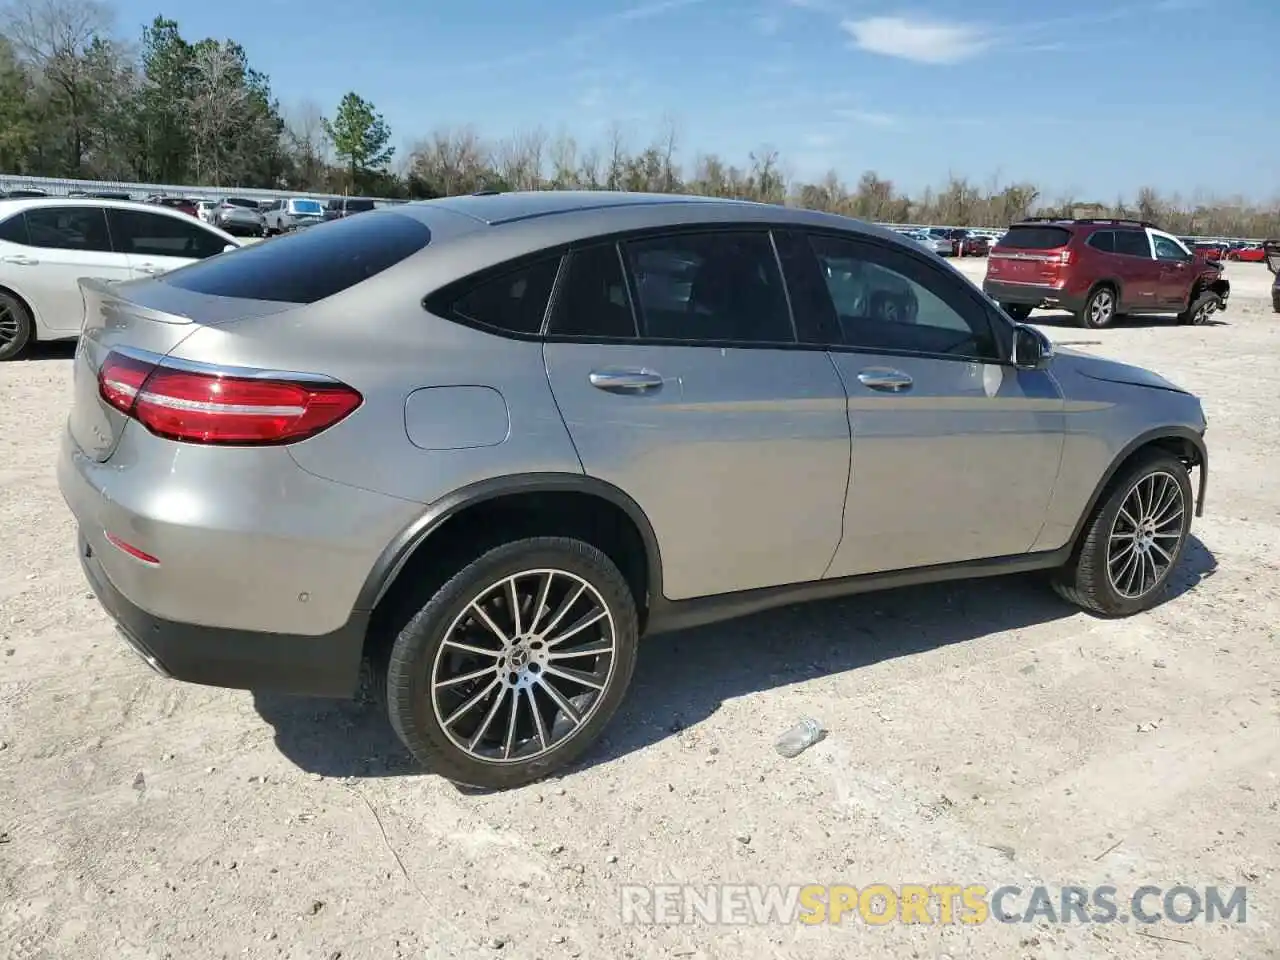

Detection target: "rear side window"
[1087, 231, 1115, 253]
[0, 212, 30, 245]
[999, 225, 1072, 250]
[447, 257, 560, 335]
[1112, 231, 1151, 258]
[164, 210, 431, 304]
[23, 207, 112, 252]
[548, 244, 636, 339]
[621, 231, 794, 344]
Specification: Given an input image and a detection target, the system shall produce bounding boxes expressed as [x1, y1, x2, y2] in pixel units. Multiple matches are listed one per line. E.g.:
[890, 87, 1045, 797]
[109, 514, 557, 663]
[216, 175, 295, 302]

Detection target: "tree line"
[2, 0, 1277, 238]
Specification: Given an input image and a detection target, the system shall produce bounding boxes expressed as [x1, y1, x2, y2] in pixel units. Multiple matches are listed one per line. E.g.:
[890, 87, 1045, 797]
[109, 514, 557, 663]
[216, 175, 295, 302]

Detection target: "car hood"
[1054, 347, 1190, 395]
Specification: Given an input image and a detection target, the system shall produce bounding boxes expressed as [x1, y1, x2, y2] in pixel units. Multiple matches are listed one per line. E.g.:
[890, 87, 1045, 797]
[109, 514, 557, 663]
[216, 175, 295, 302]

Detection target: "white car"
[0, 197, 241, 360]
[195, 200, 218, 224]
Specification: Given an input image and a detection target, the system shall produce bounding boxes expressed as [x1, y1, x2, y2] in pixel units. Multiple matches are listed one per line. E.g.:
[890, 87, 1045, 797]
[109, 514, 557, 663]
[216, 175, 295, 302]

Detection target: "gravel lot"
[2, 261, 1278, 960]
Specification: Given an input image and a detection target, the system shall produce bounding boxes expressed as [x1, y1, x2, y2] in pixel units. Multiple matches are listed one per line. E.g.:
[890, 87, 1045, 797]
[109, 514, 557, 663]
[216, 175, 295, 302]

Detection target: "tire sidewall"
[386, 537, 639, 789]
[1082, 456, 1193, 616]
[0, 293, 33, 362]
[1081, 287, 1116, 329]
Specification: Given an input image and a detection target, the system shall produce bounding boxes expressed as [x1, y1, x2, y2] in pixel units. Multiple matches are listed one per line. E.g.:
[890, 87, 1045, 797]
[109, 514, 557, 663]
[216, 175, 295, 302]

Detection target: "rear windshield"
[163, 210, 431, 304]
[345, 198, 376, 212]
[999, 226, 1072, 249]
[291, 199, 323, 215]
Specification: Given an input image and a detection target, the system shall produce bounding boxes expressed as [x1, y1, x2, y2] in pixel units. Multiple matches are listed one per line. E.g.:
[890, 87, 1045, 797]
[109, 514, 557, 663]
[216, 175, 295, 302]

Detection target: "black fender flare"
[1066, 425, 1208, 552]
[354, 472, 665, 612]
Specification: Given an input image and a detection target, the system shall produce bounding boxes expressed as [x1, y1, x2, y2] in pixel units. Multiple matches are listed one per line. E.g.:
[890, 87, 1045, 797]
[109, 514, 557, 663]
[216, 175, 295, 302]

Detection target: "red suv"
[983, 218, 1230, 328]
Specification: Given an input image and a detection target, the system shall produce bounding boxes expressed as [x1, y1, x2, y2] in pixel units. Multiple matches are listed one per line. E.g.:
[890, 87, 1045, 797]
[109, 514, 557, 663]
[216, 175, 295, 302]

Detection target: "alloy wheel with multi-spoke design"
[0, 301, 19, 347]
[429, 568, 618, 765]
[1106, 470, 1186, 599]
[1087, 289, 1115, 327]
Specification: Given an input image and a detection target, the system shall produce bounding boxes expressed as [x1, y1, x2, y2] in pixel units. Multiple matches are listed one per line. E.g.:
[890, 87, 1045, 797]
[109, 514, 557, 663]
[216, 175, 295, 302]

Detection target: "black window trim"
[801, 227, 1014, 366]
[422, 220, 1014, 362]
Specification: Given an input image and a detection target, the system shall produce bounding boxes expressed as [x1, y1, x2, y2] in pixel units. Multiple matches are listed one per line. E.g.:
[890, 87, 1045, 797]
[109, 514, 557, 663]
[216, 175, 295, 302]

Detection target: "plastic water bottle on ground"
[775, 718, 826, 758]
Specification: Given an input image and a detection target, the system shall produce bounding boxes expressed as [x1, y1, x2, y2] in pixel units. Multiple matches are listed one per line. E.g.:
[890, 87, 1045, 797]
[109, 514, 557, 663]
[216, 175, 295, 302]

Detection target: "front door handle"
[857, 368, 913, 392]
[135, 263, 165, 275]
[588, 368, 664, 394]
[1, 254, 38, 266]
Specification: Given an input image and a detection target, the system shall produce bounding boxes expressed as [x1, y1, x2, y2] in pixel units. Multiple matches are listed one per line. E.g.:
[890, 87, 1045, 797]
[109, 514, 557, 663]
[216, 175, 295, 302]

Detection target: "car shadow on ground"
[253, 535, 1218, 785]
[1032, 310, 1228, 329]
[16, 340, 76, 361]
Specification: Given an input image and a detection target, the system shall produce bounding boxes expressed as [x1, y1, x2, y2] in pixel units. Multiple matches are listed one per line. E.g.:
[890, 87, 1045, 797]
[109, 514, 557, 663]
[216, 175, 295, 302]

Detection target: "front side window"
[108, 210, 228, 260]
[448, 257, 561, 335]
[22, 207, 112, 252]
[808, 233, 1000, 360]
[1153, 235, 1190, 262]
[621, 231, 793, 344]
[547, 243, 636, 339]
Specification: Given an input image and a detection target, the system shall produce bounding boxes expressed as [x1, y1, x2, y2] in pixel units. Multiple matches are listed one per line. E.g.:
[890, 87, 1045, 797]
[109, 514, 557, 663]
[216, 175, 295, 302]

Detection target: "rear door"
[542, 231, 852, 600]
[8, 206, 130, 333]
[107, 208, 233, 278]
[788, 230, 1064, 577]
[1110, 230, 1160, 310]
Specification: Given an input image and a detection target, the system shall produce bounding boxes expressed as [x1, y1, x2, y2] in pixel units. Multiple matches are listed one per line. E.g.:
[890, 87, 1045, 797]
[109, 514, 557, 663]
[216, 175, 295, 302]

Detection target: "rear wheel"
[1078, 286, 1117, 329]
[386, 537, 639, 789]
[0, 291, 33, 362]
[1002, 303, 1033, 322]
[1052, 452, 1193, 616]
[1179, 291, 1221, 326]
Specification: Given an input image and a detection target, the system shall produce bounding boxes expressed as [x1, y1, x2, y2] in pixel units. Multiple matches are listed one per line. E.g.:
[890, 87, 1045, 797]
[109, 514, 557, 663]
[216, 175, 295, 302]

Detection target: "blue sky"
[112, 0, 1278, 201]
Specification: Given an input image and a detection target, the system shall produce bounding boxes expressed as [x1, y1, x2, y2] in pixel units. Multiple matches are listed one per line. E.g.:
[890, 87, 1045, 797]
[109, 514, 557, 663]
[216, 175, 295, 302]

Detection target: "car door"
[1151, 232, 1195, 307]
[1111, 230, 1160, 311]
[542, 232, 852, 601]
[785, 230, 1064, 578]
[106, 208, 233, 278]
[3, 206, 129, 333]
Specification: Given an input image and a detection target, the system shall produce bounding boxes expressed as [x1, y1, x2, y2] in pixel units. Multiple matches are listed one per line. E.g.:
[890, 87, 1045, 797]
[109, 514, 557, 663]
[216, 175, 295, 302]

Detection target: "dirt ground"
[1, 262, 1278, 960]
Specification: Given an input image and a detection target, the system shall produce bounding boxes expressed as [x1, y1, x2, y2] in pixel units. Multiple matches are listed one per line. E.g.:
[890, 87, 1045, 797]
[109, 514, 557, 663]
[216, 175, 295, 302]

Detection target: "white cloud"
[615, 0, 705, 22]
[841, 16, 992, 64]
[839, 109, 898, 127]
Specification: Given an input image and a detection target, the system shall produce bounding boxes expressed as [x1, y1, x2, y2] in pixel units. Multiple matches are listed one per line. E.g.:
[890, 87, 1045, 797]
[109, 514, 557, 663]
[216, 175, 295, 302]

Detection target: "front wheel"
[1179, 292, 1222, 326]
[1052, 452, 1193, 616]
[386, 537, 639, 789]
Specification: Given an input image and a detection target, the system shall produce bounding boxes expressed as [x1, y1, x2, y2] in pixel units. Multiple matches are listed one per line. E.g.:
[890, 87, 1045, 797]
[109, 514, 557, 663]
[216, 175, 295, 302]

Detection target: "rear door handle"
[857, 368, 913, 392]
[588, 368, 664, 394]
[1, 255, 38, 266]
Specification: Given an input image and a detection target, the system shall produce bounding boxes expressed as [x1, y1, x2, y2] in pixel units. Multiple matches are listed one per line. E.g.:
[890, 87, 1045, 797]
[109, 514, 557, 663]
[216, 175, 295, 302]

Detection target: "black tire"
[386, 537, 639, 789]
[0, 290, 34, 361]
[1272, 296, 1280, 314]
[1002, 303, 1033, 322]
[1077, 285, 1118, 329]
[1052, 451, 1193, 616]
[1179, 291, 1222, 326]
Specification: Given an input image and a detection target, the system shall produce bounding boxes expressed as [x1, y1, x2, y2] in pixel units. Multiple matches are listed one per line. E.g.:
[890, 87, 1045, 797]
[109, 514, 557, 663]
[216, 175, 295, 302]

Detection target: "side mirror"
[1012, 323, 1054, 370]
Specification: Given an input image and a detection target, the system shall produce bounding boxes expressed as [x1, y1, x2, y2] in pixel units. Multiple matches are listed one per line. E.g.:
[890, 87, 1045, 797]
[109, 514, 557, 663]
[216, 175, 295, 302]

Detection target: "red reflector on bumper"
[105, 532, 160, 565]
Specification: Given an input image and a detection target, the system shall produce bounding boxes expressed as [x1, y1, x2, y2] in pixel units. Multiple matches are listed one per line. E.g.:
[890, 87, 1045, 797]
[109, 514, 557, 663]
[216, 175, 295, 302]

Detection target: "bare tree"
[284, 98, 331, 189]
[2, 0, 114, 172]
[493, 127, 546, 191]
[408, 126, 490, 195]
[186, 41, 251, 184]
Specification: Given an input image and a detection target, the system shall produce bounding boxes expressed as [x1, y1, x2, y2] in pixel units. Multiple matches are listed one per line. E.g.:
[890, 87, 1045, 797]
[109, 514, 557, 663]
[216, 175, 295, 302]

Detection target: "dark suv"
[984, 218, 1230, 328]
[323, 196, 377, 221]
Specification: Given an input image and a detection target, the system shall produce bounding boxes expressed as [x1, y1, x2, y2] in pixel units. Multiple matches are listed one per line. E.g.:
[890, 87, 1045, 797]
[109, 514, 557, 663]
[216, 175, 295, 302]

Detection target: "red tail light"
[98, 350, 362, 445]
[1057, 249, 1074, 265]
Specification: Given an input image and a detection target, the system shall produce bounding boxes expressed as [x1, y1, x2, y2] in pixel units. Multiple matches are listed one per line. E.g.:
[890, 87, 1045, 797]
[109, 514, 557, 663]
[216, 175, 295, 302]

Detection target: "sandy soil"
[1, 263, 1278, 960]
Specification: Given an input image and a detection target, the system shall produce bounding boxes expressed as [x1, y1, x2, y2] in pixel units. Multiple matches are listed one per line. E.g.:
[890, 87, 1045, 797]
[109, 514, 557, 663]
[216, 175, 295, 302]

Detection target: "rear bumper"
[78, 531, 367, 696]
[983, 280, 1084, 313]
